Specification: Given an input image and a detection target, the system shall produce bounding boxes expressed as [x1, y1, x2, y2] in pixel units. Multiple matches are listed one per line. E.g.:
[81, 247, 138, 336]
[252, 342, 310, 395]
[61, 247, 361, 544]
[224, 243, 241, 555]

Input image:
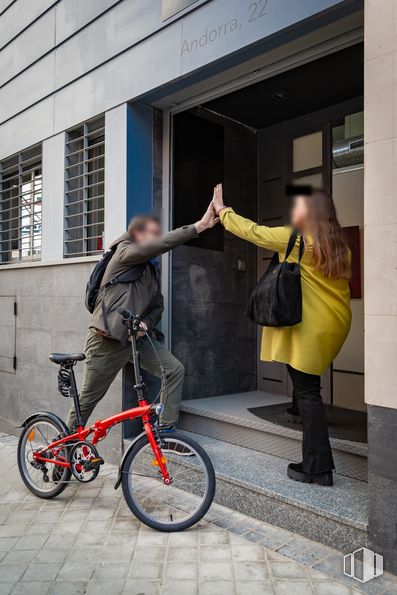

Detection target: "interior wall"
[332, 166, 365, 411]
[172, 112, 257, 399]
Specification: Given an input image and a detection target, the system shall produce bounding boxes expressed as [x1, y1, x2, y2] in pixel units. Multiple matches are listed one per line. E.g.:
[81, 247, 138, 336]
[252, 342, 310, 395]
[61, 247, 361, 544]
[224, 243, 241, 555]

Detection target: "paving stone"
[167, 546, 198, 561]
[13, 582, 53, 595]
[22, 562, 62, 582]
[233, 561, 268, 581]
[161, 579, 199, 595]
[312, 581, 355, 594]
[94, 562, 131, 580]
[270, 561, 308, 579]
[87, 579, 125, 594]
[200, 580, 235, 595]
[58, 563, 96, 581]
[200, 545, 232, 561]
[232, 544, 266, 562]
[0, 565, 27, 582]
[49, 581, 88, 594]
[0, 434, 395, 595]
[200, 561, 234, 581]
[236, 581, 273, 595]
[199, 530, 229, 545]
[123, 579, 161, 594]
[273, 579, 314, 594]
[129, 561, 163, 580]
[164, 561, 198, 580]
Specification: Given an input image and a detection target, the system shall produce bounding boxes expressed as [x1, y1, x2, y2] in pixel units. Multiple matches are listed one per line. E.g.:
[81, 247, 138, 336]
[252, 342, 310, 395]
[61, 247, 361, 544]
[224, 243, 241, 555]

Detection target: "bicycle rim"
[19, 419, 69, 495]
[124, 436, 213, 528]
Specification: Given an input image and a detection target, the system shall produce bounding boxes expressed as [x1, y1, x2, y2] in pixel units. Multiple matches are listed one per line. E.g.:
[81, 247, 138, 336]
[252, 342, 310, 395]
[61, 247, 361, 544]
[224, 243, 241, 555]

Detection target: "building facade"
[1, 0, 396, 573]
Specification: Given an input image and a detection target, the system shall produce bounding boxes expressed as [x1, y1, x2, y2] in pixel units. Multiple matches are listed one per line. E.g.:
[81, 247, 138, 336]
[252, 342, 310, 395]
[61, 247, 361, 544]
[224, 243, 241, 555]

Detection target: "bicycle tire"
[17, 415, 71, 499]
[121, 431, 215, 531]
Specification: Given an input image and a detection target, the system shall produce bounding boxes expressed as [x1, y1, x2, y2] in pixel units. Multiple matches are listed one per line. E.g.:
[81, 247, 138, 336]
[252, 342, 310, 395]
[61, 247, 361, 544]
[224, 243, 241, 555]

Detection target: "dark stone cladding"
[368, 404, 397, 575]
[172, 115, 258, 400]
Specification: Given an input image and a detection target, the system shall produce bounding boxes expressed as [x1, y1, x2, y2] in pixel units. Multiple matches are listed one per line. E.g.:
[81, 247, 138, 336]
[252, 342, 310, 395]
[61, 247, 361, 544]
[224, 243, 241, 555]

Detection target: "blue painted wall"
[126, 103, 154, 224]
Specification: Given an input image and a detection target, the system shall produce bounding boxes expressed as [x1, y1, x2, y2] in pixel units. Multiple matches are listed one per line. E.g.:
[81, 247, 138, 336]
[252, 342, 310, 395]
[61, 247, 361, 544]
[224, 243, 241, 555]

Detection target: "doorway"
[171, 42, 365, 442]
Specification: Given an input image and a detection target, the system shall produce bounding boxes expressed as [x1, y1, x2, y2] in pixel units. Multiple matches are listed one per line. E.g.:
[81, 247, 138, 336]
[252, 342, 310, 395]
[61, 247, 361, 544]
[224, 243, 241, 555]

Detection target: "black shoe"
[287, 463, 333, 486]
[286, 407, 302, 425]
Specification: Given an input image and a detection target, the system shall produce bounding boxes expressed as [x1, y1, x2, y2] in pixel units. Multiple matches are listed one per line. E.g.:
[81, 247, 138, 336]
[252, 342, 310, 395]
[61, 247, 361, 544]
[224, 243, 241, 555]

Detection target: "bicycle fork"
[130, 330, 171, 485]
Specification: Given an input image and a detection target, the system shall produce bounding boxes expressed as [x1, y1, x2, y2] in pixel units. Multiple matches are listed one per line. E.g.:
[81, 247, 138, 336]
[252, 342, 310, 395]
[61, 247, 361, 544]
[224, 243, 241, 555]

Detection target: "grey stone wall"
[368, 405, 397, 574]
[0, 262, 123, 464]
[172, 118, 258, 399]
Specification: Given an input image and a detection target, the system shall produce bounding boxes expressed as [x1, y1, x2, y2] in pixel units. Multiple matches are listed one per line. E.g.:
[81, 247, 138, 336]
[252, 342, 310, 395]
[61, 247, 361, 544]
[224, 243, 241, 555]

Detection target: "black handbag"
[246, 231, 304, 327]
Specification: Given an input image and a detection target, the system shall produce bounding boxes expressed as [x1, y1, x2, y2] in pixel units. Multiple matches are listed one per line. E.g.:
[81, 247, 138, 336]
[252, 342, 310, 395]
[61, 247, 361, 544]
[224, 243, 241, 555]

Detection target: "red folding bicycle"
[17, 308, 215, 532]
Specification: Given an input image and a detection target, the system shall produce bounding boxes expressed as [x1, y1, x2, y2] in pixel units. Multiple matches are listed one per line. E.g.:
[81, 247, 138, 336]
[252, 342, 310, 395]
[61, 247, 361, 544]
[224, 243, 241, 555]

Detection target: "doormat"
[247, 403, 367, 443]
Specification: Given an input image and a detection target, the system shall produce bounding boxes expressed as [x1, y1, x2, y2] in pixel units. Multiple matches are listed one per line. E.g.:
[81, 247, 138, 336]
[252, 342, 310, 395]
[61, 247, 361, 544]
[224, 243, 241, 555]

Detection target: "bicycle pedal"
[83, 457, 104, 471]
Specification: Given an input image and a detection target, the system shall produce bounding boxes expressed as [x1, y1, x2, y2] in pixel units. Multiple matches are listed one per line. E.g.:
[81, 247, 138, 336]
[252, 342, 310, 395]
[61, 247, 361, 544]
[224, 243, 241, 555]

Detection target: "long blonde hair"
[304, 189, 351, 279]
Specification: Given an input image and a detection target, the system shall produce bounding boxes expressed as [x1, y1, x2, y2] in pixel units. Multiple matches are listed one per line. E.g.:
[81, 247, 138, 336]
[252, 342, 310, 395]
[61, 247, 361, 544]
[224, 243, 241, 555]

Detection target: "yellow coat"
[220, 208, 351, 376]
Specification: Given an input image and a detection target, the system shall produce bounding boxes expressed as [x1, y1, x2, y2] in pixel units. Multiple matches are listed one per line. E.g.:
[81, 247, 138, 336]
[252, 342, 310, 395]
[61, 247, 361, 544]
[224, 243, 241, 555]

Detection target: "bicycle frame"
[32, 323, 171, 483]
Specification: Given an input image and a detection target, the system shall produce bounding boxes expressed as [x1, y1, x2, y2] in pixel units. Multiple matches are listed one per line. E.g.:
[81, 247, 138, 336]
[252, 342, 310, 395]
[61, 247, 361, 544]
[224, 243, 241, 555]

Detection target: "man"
[67, 205, 219, 431]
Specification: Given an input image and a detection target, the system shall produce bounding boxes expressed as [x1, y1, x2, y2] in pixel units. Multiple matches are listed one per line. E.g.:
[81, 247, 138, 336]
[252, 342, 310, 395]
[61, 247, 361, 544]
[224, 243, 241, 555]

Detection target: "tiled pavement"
[0, 433, 396, 595]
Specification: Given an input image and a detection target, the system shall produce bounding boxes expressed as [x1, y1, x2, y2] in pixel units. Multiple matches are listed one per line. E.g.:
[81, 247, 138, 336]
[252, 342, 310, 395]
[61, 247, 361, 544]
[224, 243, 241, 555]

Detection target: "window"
[64, 115, 105, 257]
[0, 144, 42, 264]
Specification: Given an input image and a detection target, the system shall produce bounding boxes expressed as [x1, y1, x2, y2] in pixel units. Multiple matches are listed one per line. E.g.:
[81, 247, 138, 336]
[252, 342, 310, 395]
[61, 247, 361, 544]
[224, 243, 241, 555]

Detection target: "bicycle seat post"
[68, 362, 84, 429]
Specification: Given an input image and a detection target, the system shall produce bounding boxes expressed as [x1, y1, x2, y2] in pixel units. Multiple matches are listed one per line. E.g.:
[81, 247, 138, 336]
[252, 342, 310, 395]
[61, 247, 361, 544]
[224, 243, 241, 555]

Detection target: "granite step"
[179, 391, 367, 481]
[180, 430, 368, 553]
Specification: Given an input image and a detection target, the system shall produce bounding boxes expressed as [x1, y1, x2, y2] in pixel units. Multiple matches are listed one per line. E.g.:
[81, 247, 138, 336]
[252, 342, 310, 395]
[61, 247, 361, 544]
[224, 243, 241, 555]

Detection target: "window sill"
[0, 255, 101, 271]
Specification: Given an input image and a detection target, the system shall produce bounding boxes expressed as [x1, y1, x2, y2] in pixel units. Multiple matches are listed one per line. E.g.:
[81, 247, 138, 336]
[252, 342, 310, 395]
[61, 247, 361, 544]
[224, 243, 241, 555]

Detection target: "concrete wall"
[365, 0, 397, 573]
[0, 262, 124, 463]
[0, 0, 348, 159]
[172, 116, 258, 399]
[364, 0, 397, 410]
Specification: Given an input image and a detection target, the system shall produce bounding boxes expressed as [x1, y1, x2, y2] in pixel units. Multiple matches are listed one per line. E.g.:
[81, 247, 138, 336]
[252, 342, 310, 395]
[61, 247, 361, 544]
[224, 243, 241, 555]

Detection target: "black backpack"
[246, 231, 304, 327]
[85, 248, 146, 313]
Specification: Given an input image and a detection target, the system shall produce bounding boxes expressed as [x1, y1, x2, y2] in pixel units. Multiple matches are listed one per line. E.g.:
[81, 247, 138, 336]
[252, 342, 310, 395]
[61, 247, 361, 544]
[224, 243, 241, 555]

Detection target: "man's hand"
[212, 183, 225, 215]
[138, 321, 148, 337]
[194, 202, 220, 234]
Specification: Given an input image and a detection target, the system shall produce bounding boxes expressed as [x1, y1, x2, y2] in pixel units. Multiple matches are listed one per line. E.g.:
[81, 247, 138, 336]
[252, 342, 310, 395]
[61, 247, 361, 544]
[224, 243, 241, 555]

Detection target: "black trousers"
[287, 365, 335, 474]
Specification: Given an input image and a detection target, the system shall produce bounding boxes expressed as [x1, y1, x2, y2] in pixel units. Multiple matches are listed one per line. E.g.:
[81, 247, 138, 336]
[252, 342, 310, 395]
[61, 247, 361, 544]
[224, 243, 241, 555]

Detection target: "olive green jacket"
[90, 224, 198, 344]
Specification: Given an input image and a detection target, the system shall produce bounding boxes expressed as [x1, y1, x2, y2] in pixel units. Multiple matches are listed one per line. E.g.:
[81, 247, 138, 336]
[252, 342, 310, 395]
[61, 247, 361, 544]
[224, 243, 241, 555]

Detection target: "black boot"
[286, 407, 302, 425]
[287, 462, 333, 486]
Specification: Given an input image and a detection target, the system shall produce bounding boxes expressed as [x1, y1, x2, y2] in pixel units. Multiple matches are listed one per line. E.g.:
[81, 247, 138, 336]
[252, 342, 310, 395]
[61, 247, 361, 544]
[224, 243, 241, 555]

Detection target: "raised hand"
[212, 183, 225, 215]
[194, 202, 220, 234]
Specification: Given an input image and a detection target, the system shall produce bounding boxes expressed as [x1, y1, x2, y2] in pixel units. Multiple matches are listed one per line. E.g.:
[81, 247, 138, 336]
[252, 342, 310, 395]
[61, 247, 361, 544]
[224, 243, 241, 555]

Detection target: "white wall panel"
[0, 9, 55, 86]
[55, 0, 161, 89]
[0, 97, 54, 159]
[0, 0, 15, 15]
[53, 25, 181, 133]
[104, 105, 128, 248]
[0, 53, 56, 122]
[55, 0, 120, 44]
[0, 0, 57, 48]
[42, 133, 65, 261]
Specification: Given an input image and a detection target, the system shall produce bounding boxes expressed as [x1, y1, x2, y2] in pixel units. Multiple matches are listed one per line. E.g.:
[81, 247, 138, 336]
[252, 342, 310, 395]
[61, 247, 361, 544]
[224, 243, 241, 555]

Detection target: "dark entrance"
[171, 42, 365, 444]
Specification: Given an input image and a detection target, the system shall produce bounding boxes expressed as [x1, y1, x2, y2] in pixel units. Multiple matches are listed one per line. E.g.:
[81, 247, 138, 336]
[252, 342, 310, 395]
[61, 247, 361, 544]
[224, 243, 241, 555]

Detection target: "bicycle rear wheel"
[121, 431, 215, 531]
[17, 415, 71, 499]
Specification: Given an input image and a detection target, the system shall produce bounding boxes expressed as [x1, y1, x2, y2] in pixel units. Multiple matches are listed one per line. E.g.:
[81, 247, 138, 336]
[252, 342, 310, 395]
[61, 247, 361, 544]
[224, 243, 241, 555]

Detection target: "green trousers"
[67, 330, 185, 430]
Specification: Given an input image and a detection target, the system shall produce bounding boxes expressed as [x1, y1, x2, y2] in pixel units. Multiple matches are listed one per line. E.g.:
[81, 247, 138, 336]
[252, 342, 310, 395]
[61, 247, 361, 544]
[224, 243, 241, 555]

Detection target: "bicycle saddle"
[49, 353, 86, 365]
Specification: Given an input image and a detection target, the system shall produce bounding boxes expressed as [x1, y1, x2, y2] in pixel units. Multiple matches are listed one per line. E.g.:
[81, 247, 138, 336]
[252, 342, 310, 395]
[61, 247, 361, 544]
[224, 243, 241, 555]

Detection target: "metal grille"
[0, 144, 42, 264]
[64, 115, 105, 257]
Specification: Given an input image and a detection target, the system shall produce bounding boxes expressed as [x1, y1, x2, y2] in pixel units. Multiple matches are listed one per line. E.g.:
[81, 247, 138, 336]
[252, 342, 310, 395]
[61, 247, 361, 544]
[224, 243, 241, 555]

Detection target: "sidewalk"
[0, 433, 395, 595]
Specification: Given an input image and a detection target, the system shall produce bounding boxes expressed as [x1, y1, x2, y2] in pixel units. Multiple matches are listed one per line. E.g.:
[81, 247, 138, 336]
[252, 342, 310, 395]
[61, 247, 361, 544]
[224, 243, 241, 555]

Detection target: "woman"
[212, 184, 351, 487]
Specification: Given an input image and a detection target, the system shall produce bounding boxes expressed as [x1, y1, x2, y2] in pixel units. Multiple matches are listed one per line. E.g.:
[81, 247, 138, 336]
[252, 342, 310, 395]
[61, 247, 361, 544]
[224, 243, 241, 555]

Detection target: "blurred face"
[133, 220, 161, 244]
[290, 195, 310, 231]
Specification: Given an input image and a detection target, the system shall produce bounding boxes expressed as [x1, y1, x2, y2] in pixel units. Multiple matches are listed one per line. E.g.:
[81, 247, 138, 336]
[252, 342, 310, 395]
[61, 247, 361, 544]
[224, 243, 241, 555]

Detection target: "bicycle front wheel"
[121, 431, 215, 531]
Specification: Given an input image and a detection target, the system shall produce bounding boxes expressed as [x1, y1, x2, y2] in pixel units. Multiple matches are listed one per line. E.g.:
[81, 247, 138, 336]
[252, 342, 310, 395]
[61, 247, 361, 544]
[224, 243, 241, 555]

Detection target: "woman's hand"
[212, 183, 225, 215]
[194, 203, 220, 234]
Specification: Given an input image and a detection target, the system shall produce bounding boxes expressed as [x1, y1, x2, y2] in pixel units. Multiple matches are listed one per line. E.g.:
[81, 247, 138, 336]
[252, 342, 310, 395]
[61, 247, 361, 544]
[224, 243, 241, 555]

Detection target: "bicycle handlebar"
[117, 307, 134, 321]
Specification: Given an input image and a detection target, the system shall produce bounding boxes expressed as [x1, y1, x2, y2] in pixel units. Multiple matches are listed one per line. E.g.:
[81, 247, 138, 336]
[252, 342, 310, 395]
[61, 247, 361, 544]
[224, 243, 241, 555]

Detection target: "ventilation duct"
[332, 135, 364, 168]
